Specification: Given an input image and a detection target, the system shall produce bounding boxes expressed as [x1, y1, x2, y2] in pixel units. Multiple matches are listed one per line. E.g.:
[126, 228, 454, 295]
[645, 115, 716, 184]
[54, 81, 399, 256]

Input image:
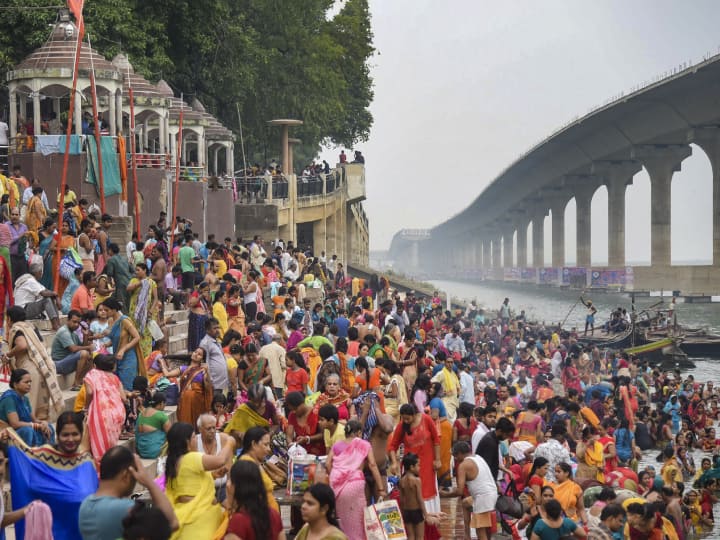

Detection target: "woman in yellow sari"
[575, 426, 605, 483]
[552, 462, 588, 526]
[378, 358, 407, 422]
[239, 426, 280, 512]
[25, 186, 46, 234]
[224, 383, 282, 442]
[165, 422, 235, 539]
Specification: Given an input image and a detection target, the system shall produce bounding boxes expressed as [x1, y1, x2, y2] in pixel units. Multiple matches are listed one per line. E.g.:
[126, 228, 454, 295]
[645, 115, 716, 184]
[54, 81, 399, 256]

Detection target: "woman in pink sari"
[84, 354, 127, 461]
[326, 420, 386, 540]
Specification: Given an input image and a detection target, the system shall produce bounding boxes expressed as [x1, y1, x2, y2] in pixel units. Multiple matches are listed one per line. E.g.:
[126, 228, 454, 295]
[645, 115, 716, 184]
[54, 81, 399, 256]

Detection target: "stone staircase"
[4, 307, 191, 539]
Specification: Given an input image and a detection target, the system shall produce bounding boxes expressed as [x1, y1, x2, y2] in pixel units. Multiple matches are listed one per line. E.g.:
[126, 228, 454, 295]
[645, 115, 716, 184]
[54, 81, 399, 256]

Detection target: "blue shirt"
[532, 517, 577, 540]
[78, 495, 134, 540]
[334, 316, 350, 338]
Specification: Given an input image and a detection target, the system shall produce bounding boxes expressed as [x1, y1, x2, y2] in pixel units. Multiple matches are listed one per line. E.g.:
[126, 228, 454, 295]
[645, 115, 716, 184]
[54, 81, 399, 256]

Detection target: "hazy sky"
[321, 0, 720, 264]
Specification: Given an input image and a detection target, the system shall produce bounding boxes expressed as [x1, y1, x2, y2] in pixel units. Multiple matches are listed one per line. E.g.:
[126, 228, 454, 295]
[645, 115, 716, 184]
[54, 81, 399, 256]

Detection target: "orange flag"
[67, 0, 85, 39]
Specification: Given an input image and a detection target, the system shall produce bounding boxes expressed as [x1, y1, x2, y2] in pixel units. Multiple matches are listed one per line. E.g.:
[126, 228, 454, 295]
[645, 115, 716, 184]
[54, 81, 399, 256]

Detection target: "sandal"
[119, 432, 133, 440]
[70, 385, 82, 392]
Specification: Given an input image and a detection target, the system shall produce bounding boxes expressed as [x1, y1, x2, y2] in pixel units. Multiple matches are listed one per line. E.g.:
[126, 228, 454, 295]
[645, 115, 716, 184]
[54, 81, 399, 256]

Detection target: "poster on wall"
[521, 268, 537, 282]
[590, 268, 632, 288]
[504, 267, 521, 281]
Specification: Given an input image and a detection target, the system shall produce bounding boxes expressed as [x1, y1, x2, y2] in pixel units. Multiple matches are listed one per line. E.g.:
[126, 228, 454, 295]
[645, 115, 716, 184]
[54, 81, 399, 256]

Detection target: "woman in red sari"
[388, 404, 442, 529]
[561, 357, 582, 395]
[84, 354, 127, 461]
[285, 391, 325, 455]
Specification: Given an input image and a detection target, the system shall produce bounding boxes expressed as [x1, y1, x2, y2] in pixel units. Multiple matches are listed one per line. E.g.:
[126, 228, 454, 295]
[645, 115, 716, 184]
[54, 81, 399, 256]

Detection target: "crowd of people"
[0, 179, 714, 539]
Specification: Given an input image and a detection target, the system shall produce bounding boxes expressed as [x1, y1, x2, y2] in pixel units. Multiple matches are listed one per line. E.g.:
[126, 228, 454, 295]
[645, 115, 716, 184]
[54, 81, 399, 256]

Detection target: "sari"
[108, 314, 147, 391]
[177, 365, 212, 428]
[329, 437, 371, 540]
[0, 389, 54, 447]
[552, 479, 583, 521]
[85, 368, 126, 461]
[38, 232, 54, 290]
[243, 358, 268, 386]
[166, 452, 224, 540]
[577, 440, 605, 483]
[384, 373, 408, 421]
[188, 296, 210, 351]
[224, 402, 270, 435]
[7, 321, 64, 421]
[239, 454, 279, 511]
[314, 390, 351, 421]
[7, 429, 97, 540]
[129, 277, 156, 360]
[25, 196, 46, 234]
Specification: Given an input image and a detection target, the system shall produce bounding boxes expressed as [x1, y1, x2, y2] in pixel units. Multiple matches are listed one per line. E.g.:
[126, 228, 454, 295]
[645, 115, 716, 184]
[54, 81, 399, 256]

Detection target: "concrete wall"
[206, 188, 236, 241]
[632, 266, 720, 295]
[9, 152, 86, 206]
[235, 203, 279, 241]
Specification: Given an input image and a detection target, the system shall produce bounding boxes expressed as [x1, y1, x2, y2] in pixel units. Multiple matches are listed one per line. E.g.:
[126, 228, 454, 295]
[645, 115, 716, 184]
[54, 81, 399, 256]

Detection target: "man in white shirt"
[0, 119, 8, 147]
[470, 406, 497, 454]
[458, 364, 476, 406]
[126, 232, 139, 263]
[21, 178, 49, 209]
[259, 334, 287, 399]
[14, 258, 60, 330]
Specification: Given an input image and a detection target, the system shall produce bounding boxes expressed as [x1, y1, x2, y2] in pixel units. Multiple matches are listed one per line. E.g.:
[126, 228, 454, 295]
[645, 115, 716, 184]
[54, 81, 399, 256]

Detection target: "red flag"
[67, 0, 85, 39]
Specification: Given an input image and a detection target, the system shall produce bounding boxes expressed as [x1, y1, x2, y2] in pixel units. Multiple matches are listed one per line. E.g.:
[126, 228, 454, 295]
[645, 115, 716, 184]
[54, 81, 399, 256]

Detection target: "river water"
[433, 279, 720, 537]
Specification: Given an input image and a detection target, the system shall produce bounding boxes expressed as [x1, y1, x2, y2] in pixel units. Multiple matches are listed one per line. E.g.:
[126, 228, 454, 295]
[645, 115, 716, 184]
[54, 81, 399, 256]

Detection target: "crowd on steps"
[0, 171, 711, 540]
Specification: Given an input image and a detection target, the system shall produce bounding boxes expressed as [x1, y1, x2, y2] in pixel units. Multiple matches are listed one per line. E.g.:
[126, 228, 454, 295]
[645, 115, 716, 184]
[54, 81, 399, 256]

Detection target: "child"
[89, 305, 112, 353]
[212, 394, 232, 430]
[399, 453, 426, 540]
[286, 350, 310, 395]
[123, 376, 149, 438]
[318, 404, 345, 451]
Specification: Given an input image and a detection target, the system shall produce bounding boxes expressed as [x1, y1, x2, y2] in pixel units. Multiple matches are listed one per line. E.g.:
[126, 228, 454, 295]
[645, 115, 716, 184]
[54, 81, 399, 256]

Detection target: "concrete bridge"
[391, 52, 720, 295]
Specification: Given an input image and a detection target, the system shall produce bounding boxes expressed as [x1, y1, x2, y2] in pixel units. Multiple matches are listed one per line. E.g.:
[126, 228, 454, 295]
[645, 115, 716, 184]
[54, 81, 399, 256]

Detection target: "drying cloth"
[86, 136, 122, 196]
[34, 135, 62, 156]
[57, 135, 84, 155]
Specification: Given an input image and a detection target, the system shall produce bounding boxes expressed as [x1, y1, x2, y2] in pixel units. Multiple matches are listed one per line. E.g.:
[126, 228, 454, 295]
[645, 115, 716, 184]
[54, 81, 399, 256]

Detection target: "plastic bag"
[364, 499, 407, 540]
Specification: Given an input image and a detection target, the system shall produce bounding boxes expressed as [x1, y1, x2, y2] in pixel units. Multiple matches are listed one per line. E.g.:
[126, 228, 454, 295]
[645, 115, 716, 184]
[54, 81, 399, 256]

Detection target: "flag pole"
[54, 0, 85, 292]
[87, 34, 106, 215]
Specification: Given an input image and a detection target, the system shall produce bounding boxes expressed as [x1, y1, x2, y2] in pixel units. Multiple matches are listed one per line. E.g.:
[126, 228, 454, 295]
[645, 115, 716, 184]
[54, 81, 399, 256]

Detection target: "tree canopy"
[0, 0, 374, 170]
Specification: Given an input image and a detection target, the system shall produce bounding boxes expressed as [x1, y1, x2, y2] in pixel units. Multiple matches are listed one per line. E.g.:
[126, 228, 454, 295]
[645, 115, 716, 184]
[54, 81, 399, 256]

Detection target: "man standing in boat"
[580, 296, 598, 336]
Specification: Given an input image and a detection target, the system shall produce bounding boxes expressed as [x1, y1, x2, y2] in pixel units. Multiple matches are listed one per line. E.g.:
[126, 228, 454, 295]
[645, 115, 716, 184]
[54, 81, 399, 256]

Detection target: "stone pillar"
[74, 91, 82, 136]
[516, 221, 527, 268]
[689, 128, 720, 266]
[633, 145, 692, 267]
[9, 91, 17, 144]
[115, 92, 123, 136]
[532, 212, 545, 267]
[280, 125, 289, 174]
[199, 132, 206, 171]
[225, 143, 234, 176]
[503, 229, 513, 267]
[550, 202, 566, 268]
[212, 146, 219, 176]
[108, 94, 116, 139]
[158, 113, 166, 155]
[32, 90, 41, 138]
[574, 184, 595, 267]
[169, 130, 177, 167]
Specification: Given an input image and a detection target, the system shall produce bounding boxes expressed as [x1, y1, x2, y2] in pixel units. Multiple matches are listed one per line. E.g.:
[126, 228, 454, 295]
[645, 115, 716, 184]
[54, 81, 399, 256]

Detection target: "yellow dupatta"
[224, 402, 270, 435]
[584, 440, 605, 483]
[551, 479, 582, 520]
[442, 367, 458, 395]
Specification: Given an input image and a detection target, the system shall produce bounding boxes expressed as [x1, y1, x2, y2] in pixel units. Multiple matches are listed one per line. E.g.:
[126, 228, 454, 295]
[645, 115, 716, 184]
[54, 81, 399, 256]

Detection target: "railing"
[0, 145, 7, 175]
[132, 153, 170, 169]
[234, 176, 289, 201]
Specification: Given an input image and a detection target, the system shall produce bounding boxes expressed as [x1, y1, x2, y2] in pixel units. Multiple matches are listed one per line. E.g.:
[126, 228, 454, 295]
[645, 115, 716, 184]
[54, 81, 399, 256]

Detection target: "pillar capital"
[564, 174, 602, 201]
[591, 160, 642, 188]
[631, 144, 692, 176]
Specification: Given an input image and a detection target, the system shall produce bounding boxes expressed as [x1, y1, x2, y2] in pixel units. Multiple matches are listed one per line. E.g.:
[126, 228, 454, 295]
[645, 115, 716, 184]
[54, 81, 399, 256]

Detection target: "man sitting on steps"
[50, 309, 93, 391]
[14, 257, 61, 330]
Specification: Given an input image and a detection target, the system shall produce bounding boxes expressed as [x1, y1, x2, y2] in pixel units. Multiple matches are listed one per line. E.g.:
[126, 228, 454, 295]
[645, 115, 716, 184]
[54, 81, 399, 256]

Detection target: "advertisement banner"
[538, 267, 559, 285]
[504, 267, 521, 281]
[590, 268, 633, 288]
[521, 268, 537, 282]
[562, 267, 588, 287]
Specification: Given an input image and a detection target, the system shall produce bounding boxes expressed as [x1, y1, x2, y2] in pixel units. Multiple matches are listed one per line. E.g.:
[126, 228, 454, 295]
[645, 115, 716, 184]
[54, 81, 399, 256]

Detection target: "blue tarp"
[87, 136, 122, 196]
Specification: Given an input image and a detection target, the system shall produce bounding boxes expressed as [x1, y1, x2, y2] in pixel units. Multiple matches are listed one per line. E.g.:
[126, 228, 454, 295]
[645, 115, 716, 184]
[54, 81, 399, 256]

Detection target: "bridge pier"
[593, 161, 642, 267]
[689, 127, 720, 267]
[503, 229, 514, 267]
[491, 237, 501, 268]
[550, 202, 565, 268]
[633, 145, 692, 267]
[573, 180, 598, 268]
[482, 240, 491, 270]
[516, 220, 528, 268]
[532, 211, 545, 267]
